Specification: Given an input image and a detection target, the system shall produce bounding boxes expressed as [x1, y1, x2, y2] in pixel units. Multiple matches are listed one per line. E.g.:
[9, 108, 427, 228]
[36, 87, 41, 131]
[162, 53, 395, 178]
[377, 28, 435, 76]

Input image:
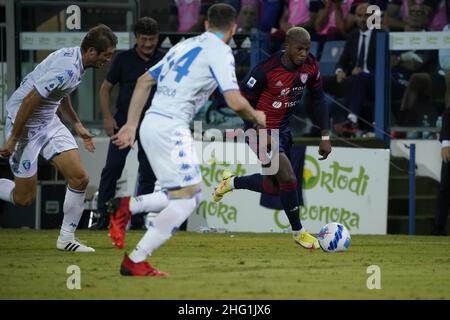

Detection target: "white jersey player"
[107, 4, 266, 276]
[0, 25, 117, 252]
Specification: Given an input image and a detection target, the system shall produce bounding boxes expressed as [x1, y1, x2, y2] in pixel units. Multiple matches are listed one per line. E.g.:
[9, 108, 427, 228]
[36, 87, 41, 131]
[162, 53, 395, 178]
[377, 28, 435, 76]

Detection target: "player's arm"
[59, 96, 95, 152]
[223, 91, 265, 128]
[315, 0, 330, 33]
[333, 1, 346, 35]
[336, 34, 352, 81]
[239, 67, 266, 109]
[308, 66, 332, 160]
[112, 72, 155, 149]
[99, 80, 117, 137]
[0, 89, 42, 157]
[100, 53, 121, 137]
[224, 67, 266, 126]
[210, 51, 266, 128]
[127, 72, 155, 128]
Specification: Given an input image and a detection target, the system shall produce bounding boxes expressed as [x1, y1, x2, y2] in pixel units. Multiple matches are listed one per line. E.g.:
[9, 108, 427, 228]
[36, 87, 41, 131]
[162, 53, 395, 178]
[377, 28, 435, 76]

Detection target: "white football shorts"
[5, 116, 78, 178]
[139, 111, 201, 190]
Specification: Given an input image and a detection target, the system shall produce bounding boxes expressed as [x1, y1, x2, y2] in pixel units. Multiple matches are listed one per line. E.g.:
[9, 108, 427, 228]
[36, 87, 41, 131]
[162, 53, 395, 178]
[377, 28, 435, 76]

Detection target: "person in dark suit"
[433, 107, 450, 236]
[91, 18, 164, 230]
[331, 2, 379, 135]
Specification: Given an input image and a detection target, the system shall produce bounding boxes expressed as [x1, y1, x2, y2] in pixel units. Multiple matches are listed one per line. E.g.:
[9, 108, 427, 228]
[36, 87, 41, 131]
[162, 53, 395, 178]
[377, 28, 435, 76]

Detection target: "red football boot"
[120, 253, 169, 277]
[106, 196, 132, 249]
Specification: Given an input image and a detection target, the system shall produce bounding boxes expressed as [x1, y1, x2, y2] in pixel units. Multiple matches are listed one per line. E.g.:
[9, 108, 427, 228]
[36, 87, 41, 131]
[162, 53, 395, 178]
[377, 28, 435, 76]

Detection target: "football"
[318, 223, 351, 253]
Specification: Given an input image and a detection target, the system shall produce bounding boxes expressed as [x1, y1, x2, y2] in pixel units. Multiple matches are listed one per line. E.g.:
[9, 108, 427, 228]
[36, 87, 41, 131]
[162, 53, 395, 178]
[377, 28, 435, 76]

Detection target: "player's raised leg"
[51, 149, 94, 252]
[214, 153, 319, 249]
[120, 184, 201, 277]
[106, 190, 170, 249]
[0, 175, 38, 206]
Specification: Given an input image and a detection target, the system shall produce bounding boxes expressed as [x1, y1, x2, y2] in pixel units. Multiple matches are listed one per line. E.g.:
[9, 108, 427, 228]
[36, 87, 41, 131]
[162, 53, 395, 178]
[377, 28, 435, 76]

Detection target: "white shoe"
[56, 237, 95, 252]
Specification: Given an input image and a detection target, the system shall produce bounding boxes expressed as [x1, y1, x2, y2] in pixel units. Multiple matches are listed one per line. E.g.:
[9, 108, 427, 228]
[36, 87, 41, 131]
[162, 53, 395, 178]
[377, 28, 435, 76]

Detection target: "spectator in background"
[218, 0, 242, 12]
[235, 0, 259, 79]
[168, 0, 215, 32]
[426, 0, 448, 31]
[396, 4, 439, 125]
[259, 0, 284, 33]
[345, 0, 390, 32]
[269, 4, 291, 52]
[387, 0, 448, 32]
[315, 0, 354, 41]
[331, 3, 379, 135]
[439, 24, 450, 110]
[93, 18, 164, 230]
[286, 0, 322, 35]
[237, 0, 259, 33]
[432, 106, 450, 236]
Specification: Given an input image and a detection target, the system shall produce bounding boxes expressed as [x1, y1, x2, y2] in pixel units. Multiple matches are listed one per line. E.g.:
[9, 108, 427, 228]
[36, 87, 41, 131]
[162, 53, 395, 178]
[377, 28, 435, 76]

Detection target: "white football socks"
[0, 179, 15, 203]
[230, 177, 235, 189]
[129, 196, 198, 263]
[129, 191, 169, 215]
[59, 187, 86, 241]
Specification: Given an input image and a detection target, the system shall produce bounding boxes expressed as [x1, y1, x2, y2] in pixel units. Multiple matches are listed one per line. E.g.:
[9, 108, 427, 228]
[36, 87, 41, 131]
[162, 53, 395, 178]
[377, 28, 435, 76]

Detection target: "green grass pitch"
[0, 229, 449, 299]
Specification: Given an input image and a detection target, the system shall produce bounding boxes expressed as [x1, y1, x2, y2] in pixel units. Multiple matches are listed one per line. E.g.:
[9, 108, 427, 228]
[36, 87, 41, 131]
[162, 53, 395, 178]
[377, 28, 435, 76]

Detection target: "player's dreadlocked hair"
[81, 24, 118, 54]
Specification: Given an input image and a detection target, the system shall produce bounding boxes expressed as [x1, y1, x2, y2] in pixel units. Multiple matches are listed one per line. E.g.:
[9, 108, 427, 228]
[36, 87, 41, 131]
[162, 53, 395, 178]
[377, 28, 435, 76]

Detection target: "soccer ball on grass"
[318, 223, 351, 253]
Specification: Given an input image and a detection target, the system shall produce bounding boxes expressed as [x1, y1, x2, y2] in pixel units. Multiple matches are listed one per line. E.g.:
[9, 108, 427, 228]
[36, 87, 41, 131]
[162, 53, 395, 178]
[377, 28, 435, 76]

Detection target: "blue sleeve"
[307, 59, 329, 131]
[309, 85, 330, 131]
[239, 65, 267, 108]
[149, 65, 163, 81]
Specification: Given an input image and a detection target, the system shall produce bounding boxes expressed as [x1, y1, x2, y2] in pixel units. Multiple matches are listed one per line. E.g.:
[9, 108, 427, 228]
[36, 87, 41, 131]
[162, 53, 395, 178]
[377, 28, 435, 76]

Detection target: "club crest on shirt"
[22, 160, 31, 171]
[300, 73, 308, 84]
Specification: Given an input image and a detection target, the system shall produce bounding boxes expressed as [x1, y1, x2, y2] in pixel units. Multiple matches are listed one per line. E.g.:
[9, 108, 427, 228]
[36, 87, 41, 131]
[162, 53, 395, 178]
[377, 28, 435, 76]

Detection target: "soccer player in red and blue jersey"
[213, 27, 332, 249]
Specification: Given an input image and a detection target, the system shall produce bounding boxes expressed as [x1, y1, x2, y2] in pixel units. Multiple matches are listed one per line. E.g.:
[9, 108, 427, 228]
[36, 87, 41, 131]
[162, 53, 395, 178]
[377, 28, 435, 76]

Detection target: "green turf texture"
[0, 229, 449, 299]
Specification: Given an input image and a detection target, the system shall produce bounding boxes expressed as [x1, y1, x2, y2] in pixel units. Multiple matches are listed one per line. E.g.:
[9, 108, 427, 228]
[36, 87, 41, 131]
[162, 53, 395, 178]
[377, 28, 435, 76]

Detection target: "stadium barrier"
[76, 138, 390, 235]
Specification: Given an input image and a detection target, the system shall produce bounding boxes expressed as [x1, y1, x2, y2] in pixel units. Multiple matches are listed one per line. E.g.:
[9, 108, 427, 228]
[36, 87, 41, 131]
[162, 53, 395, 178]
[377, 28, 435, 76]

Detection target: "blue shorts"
[243, 124, 293, 162]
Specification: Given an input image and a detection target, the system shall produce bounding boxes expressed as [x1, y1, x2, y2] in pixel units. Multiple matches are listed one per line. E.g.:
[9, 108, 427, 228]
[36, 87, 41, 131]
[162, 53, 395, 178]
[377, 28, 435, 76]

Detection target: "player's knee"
[13, 192, 36, 207]
[262, 179, 279, 195]
[278, 175, 297, 187]
[68, 172, 90, 191]
[168, 184, 201, 199]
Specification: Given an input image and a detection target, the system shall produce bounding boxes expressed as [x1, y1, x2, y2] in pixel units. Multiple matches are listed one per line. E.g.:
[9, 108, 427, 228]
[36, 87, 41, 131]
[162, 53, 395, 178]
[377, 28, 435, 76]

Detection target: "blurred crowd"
[166, 1, 447, 40]
[163, 0, 450, 137]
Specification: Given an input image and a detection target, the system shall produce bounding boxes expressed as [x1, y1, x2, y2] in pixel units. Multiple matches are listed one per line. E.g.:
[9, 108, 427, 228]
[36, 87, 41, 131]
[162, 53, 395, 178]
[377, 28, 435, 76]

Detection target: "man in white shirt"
[108, 3, 266, 276]
[0, 25, 117, 252]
